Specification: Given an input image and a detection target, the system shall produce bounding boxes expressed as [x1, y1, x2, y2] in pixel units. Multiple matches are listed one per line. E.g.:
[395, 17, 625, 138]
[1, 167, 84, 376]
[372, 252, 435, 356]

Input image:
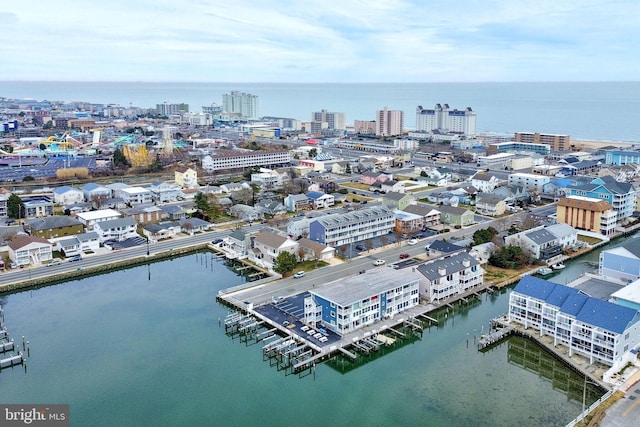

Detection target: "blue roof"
[305, 191, 325, 199]
[552, 178, 573, 187]
[546, 285, 580, 308]
[513, 275, 558, 301]
[515, 276, 640, 334]
[575, 298, 640, 334]
[559, 292, 589, 317]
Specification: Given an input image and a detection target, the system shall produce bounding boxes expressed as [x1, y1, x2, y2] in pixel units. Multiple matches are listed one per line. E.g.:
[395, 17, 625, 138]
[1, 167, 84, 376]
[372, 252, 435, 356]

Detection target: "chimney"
[438, 267, 446, 276]
[462, 259, 470, 268]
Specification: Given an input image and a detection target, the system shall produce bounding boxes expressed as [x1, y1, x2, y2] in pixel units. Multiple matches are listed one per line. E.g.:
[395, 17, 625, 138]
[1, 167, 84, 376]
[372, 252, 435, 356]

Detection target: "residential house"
[147, 181, 182, 203]
[251, 168, 284, 189]
[248, 229, 298, 271]
[303, 268, 420, 335]
[224, 229, 255, 259]
[75, 209, 122, 230]
[21, 194, 54, 218]
[56, 236, 82, 257]
[7, 235, 53, 266]
[53, 186, 84, 206]
[229, 204, 263, 222]
[159, 204, 188, 221]
[331, 161, 349, 175]
[438, 205, 474, 227]
[142, 222, 181, 243]
[567, 176, 636, 220]
[309, 179, 338, 194]
[305, 191, 335, 209]
[82, 183, 112, 204]
[175, 167, 198, 188]
[297, 238, 335, 262]
[425, 240, 467, 258]
[403, 204, 441, 229]
[120, 187, 153, 206]
[220, 182, 250, 193]
[492, 185, 530, 205]
[121, 205, 163, 225]
[599, 238, 640, 283]
[380, 180, 405, 194]
[475, 193, 507, 217]
[546, 223, 578, 250]
[309, 205, 395, 247]
[255, 199, 286, 217]
[426, 191, 459, 206]
[509, 276, 640, 371]
[507, 173, 551, 192]
[76, 231, 101, 252]
[287, 217, 311, 240]
[394, 211, 423, 234]
[471, 172, 501, 193]
[93, 217, 139, 243]
[557, 196, 617, 236]
[359, 171, 381, 185]
[504, 227, 563, 261]
[27, 216, 84, 239]
[383, 191, 414, 211]
[0, 188, 8, 218]
[283, 194, 312, 212]
[179, 217, 211, 234]
[417, 251, 484, 303]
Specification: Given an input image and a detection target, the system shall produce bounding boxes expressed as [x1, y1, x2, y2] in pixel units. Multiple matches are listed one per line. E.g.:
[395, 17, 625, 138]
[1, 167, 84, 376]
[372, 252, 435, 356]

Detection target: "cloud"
[1, 0, 639, 82]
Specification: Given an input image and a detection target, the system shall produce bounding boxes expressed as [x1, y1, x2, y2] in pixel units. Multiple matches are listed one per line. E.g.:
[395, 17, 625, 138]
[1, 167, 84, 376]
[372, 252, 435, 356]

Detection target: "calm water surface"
[0, 253, 600, 427]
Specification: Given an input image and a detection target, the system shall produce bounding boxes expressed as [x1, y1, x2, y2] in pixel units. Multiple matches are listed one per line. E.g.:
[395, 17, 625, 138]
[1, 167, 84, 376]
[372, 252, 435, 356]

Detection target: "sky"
[2, 0, 639, 82]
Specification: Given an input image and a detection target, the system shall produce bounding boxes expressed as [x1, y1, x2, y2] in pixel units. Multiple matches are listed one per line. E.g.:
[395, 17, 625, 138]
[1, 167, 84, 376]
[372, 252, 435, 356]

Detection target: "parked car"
[9, 263, 18, 269]
[293, 271, 305, 279]
[407, 239, 417, 246]
[399, 253, 410, 259]
[373, 259, 386, 266]
[47, 259, 63, 267]
[355, 244, 366, 250]
[68, 255, 82, 262]
[211, 238, 223, 245]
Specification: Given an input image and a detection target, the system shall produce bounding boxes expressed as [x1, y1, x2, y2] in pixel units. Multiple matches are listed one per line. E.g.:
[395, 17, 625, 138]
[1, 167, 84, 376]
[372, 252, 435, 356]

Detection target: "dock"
[0, 306, 29, 373]
[477, 325, 514, 350]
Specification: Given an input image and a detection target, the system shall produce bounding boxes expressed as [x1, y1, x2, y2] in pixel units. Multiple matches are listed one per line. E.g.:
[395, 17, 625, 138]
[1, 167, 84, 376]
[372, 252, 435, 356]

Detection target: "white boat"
[551, 262, 565, 270]
[537, 267, 553, 275]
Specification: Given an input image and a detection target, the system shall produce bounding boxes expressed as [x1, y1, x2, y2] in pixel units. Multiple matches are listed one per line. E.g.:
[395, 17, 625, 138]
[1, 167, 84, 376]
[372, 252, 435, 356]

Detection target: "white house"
[7, 235, 53, 266]
[75, 209, 122, 230]
[120, 186, 154, 205]
[93, 217, 139, 243]
[471, 172, 501, 193]
[53, 186, 84, 206]
[247, 229, 298, 271]
[416, 252, 484, 303]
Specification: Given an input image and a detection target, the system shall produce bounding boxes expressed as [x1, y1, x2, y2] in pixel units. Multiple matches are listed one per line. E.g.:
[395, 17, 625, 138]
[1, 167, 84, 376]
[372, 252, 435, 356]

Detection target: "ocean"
[1, 81, 639, 142]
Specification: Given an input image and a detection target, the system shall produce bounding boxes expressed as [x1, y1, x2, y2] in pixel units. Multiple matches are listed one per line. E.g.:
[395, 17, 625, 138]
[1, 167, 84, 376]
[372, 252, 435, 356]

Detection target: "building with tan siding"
[556, 195, 617, 236]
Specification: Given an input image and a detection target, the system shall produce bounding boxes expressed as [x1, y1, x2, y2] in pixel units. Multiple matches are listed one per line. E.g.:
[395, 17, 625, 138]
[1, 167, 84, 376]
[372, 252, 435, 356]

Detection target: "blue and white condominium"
[304, 268, 420, 336]
[509, 276, 640, 373]
[308, 206, 394, 247]
[416, 251, 484, 303]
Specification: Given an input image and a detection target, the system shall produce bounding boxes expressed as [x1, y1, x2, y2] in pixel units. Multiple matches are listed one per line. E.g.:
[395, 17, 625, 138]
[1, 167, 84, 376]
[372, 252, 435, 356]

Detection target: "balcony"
[540, 244, 563, 260]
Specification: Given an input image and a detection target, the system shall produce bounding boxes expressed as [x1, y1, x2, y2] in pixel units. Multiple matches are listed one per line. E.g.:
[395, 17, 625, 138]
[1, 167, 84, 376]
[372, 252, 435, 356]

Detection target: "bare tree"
[521, 214, 540, 230]
[91, 194, 108, 210]
[380, 236, 388, 248]
[364, 239, 373, 253]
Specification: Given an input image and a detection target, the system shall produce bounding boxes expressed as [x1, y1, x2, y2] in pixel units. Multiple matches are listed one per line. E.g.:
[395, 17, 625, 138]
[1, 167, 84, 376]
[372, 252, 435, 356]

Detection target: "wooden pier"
[477, 324, 514, 350]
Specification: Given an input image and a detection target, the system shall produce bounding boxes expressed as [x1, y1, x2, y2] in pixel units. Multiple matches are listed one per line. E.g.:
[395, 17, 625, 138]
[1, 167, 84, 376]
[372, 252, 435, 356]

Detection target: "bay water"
[0, 252, 600, 426]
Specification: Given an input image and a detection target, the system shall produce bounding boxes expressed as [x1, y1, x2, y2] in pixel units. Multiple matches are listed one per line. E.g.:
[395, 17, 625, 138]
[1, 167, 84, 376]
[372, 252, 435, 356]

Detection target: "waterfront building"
[508, 173, 551, 192]
[55, 231, 100, 256]
[417, 251, 484, 303]
[312, 109, 346, 130]
[376, 107, 404, 137]
[416, 104, 476, 135]
[7, 235, 53, 266]
[174, 167, 198, 189]
[308, 205, 395, 247]
[26, 216, 84, 239]
[610, 280, 640, 311]
[52, 186, 84, 206]
[599, 238, 640, 283]
[514, 132, 571, 151]
[303, 268, 420, 335]
[156, 102, 189, 116]
[509, 276, 640, 371]
[93, 217, 139, 243]
[203, 150, 291, 172]
[247, 229, 298, 271]
[567, 176, 636, 220]
[222, 91, 259, 119]
[545, 223, 579, 249]
[475, 193, 507, 217]
[503, 226, 564, 261]
[605, 150, 640, 166]
[556, 196, 617, 236]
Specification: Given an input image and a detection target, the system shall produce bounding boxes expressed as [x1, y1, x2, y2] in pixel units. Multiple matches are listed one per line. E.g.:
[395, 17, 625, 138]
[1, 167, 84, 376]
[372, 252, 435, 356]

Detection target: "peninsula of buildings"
[2, 93, 640, 393]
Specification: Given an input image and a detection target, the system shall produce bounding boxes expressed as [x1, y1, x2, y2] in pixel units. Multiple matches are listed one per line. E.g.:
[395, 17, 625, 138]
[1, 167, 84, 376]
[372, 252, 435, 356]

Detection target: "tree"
[273, 252, 298, 275]
[194, 192, 211, 212]
[309, 148, 317, 159]
[22, 175, 35, 182]
[91, 194, 109, 210]
[7, 194, 25, 219]
[473, 227, 498, 245]
[112, 147, 130, 168]
[345, 163, 352, 174]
